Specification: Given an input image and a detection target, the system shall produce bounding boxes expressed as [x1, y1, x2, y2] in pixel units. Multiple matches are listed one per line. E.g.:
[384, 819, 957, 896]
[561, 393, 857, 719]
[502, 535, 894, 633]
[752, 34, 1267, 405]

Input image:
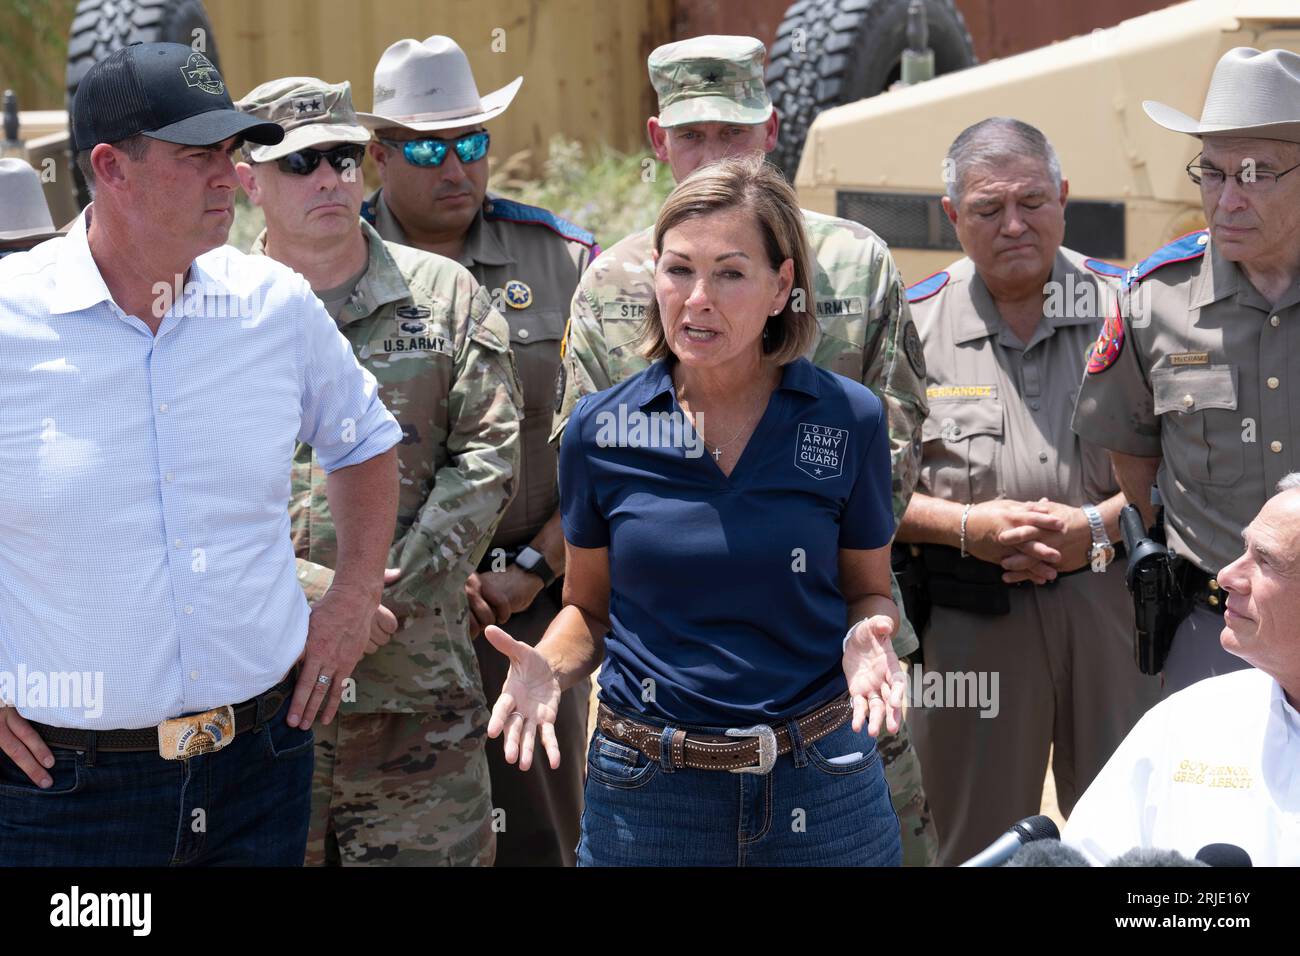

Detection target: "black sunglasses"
[274, 143, 366, 176]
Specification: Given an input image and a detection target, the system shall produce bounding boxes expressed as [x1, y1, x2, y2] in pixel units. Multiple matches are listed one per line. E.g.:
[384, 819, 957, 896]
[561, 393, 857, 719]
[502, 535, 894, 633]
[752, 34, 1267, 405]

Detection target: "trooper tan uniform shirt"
[914, 250, 1121, 507]
[1073, 230, 1300, 576]
[906, 246, 1160, 866]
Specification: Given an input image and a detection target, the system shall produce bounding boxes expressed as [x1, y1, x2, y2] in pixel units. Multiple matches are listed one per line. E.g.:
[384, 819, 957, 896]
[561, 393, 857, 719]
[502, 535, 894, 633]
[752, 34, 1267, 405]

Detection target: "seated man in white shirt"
[1063, 475, 1300, 865]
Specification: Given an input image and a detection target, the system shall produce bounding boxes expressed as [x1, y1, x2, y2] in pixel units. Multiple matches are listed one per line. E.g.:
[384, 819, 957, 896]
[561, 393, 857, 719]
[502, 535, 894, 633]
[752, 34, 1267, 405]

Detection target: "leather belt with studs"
[595, 693, 852, 774]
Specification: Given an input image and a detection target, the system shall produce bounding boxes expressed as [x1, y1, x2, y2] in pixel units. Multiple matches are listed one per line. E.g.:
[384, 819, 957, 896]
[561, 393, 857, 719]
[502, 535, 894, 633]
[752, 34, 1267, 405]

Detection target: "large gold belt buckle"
[156, 705, 236, 760]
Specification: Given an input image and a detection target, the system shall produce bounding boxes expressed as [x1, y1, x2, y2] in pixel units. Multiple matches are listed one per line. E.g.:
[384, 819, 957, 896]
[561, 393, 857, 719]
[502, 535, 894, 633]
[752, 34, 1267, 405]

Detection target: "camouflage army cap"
[236, 76, 371, 162]
[648, 35, 772, 128]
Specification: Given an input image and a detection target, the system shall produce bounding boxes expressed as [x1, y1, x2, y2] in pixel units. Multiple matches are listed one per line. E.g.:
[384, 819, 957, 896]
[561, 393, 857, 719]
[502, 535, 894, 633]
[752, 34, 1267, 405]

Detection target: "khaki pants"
[306, 703, 495, 867]
[474, 583, 590, 867]
[908, 565, 1160, 865]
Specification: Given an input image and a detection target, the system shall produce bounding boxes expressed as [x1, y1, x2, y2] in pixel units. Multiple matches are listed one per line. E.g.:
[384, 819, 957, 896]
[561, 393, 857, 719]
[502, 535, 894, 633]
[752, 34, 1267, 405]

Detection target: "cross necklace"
[674, 379, 765, 461]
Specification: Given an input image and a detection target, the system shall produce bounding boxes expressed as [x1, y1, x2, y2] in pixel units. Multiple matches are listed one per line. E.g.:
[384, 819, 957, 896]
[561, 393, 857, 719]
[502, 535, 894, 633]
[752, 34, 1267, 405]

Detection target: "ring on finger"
[316, 674, 332, 686]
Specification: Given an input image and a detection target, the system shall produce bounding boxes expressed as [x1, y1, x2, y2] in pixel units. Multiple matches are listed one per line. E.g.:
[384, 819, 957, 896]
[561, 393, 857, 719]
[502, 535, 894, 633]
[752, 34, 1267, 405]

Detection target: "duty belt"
[30, 671, 297, 756]
[596, 693, 852, 774]
[1176, 561, 1227, 614]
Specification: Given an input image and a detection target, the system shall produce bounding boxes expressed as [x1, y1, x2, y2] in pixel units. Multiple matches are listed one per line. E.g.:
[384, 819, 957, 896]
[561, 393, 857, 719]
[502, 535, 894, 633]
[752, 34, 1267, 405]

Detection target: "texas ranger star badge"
[504, 279, 533, 310]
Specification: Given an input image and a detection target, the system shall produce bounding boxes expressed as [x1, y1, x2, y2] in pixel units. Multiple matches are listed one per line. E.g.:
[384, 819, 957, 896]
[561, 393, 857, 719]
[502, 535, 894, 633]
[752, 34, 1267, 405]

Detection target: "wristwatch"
[1082, 505, 1115, 573]
[514, 546, 557, 587]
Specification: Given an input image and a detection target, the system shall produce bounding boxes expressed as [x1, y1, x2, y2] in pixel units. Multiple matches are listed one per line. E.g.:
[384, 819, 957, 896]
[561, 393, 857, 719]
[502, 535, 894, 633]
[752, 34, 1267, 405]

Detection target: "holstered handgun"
[1120, 503, 1184, 675]
[891, 543, 930, 664]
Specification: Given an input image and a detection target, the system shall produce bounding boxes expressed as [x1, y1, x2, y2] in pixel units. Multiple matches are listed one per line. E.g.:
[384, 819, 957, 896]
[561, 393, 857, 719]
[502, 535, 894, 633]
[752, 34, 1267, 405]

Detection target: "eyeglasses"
[1185, 154, 1300, 190]
[274, 143, 366, 176]
[377, 131, 490, 168]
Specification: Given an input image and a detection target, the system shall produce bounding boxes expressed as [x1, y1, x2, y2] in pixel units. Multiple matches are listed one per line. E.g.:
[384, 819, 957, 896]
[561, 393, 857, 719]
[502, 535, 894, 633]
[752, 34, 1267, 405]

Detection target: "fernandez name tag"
[157, 704, 236, 760]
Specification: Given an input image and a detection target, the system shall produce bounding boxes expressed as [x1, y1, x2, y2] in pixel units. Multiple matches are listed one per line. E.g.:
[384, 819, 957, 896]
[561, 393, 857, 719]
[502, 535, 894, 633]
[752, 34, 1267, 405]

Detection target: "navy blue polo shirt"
[559, 356, 894, 727]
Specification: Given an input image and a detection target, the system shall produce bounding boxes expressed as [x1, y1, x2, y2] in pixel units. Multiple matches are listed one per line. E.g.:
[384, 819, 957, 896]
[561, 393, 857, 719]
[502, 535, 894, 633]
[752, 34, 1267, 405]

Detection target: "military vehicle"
[792, 0, 1300, 281]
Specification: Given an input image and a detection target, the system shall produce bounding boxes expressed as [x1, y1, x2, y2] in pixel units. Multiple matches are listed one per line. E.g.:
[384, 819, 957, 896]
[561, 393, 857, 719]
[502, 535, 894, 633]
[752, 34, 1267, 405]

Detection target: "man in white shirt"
[1063, 476, 1300, 865]
[0, 43, 401, 866]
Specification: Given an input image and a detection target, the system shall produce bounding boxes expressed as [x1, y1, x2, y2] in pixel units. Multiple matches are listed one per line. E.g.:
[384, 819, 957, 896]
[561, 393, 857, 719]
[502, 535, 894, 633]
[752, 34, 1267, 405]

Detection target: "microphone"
[1108, 847, 1208, 867]
[959, 815, 1060, 867]
[1196, 844, 1252, 867]
[1002, 839, 1090, 867]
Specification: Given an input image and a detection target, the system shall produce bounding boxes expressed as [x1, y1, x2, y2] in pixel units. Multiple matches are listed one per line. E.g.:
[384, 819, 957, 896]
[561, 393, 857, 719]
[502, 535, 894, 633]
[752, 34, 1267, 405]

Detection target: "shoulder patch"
[485, 197, 598, 250]
[1087, 306, 1125, 374]
[1083, 257, 1127, 279]
[906, 270, 949, 304]
[1125, 230, 1209, 288]
[360, 198, 376, 226]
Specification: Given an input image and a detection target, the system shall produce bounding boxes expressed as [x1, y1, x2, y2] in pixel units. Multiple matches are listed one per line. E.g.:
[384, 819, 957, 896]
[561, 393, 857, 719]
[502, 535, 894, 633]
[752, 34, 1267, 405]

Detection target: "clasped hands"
[962, 498, 1094, 585]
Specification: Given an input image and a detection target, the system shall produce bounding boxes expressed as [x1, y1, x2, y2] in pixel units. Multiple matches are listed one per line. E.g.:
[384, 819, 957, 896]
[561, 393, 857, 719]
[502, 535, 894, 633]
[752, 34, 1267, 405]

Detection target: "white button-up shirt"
[1064, 667, 1300, 865]
[0, 209, 401, 729]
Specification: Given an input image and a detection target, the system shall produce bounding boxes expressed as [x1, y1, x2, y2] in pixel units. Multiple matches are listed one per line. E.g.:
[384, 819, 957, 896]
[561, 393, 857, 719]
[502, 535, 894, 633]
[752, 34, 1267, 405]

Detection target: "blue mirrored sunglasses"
[378, 131, 490, 168]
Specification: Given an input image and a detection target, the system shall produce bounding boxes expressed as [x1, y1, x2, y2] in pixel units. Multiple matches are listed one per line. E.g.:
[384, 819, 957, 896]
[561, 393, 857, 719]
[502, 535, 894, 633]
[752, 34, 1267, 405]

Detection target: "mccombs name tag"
[156, 705, 236, 759]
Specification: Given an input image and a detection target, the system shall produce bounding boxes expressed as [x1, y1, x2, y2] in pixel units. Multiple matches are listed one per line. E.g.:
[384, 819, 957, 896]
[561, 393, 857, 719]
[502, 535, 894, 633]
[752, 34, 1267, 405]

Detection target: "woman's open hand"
[483, 624, 564, 771]
[842, 615, 907, 737]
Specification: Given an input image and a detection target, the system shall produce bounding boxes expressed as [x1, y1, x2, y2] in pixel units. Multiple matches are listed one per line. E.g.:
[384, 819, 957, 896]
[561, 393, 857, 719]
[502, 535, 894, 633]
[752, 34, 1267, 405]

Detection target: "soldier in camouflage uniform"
[551, 35, 938, 865]
[359, 36, 598, 866]
[235, 77, 522, 866]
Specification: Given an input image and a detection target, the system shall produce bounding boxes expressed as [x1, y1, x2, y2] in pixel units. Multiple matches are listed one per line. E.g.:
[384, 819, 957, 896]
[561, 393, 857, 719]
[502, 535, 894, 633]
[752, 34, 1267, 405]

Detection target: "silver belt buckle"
[725, 724, 777, 774]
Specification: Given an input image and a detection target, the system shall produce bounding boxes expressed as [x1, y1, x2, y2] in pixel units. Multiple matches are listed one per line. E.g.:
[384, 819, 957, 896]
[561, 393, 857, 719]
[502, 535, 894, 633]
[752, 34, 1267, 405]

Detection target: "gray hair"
[945, 117, 1062, 204]
[1276, 473, 1300, 493]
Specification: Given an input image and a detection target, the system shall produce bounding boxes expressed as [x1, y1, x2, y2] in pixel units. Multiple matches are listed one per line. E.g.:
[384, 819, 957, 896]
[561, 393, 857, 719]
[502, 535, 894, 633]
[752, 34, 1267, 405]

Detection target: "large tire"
[766, 0, 976, 177]
[65, 0, 220, 208]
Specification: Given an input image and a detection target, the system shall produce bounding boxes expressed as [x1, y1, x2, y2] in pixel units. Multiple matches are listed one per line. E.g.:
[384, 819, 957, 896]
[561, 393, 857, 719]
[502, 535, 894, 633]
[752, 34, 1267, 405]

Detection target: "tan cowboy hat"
[356, 35, 522, 132]
[1144, 47, 1300, 143]
[0, 158, 61, 244]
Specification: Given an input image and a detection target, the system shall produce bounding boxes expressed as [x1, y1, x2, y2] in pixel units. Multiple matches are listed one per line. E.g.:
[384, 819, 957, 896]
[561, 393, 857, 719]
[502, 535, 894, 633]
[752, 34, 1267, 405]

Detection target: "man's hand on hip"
[289, 582, 380, 730]
[0, 705, 55, 787]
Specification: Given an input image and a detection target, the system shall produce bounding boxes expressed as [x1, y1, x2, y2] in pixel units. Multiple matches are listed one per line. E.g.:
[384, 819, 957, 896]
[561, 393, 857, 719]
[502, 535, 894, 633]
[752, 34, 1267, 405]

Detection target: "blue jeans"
[0, 695, 313, 866]
[577, 706, 902, 866]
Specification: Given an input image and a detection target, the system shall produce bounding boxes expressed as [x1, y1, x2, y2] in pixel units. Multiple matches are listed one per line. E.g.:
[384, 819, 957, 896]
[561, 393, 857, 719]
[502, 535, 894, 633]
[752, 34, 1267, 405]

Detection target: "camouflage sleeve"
[383, 290, 523, 620]
[549, 279, 611, 447]
[864, 256, 928, 525]
[289, 442, 334, 603]
[861, 254, 927, 661]
[295, 558, 334, 604]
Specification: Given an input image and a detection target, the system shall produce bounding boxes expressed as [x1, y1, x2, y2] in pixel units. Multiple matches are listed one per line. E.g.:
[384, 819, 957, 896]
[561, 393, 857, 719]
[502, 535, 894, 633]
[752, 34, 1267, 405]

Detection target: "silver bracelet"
[959, 503, 974, 558]
[842, 624, 858, 654]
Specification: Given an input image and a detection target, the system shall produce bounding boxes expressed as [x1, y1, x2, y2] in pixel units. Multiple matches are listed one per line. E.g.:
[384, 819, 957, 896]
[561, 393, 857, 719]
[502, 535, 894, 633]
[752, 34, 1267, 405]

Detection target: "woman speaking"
[483, 156, 905, 866]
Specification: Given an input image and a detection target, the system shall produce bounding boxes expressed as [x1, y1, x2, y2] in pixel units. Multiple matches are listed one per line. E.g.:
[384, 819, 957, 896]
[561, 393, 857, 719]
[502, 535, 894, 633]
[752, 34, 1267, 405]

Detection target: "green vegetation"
[490, 135, 676, 249]
[0, 0, 72, 106]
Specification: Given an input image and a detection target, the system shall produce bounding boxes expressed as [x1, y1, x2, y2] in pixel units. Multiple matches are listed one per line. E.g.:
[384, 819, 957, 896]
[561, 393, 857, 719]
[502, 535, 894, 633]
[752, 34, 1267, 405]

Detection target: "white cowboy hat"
[356, 35, 522, 133]
[1144, 47, 1300, 143]
[0, 158, 61, 244]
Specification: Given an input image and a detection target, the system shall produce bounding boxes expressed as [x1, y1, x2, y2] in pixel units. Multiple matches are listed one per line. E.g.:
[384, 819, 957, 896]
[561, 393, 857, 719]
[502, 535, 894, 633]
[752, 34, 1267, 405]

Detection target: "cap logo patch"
[181, 53, 225, 96]
[292, 95, 325, 117]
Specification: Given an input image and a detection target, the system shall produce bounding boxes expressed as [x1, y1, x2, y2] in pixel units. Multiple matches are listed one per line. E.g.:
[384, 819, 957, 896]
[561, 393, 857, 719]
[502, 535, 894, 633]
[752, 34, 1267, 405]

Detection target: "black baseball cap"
[71, 42, 284, 151]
